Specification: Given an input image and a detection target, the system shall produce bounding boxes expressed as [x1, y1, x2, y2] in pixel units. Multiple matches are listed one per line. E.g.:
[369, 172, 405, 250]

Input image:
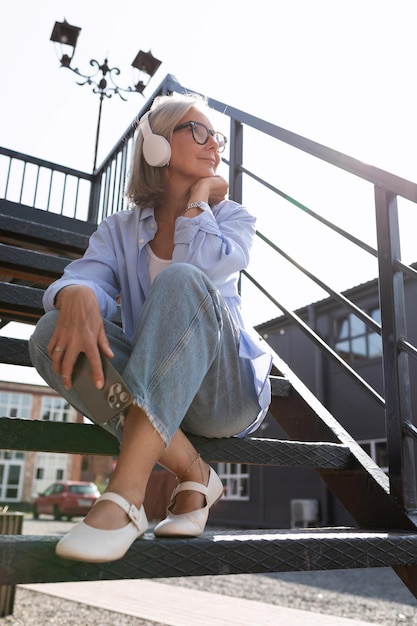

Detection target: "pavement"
[21, 579, 383, 626]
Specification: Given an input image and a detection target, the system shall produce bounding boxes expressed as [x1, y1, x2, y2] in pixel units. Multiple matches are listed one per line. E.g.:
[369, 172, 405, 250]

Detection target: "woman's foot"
[153, 466, 224, 537]
[83, 473, 145, 530]
[83, 495, 136, 530]
[56, 492, 148, 562]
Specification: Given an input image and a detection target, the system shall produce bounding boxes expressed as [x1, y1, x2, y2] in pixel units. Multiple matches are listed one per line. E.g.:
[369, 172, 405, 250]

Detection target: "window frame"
[358, 437, 388, 473]
[215, 462, 250, 501]
[333, 306, 382, 363]
[40, 395, 72, 422]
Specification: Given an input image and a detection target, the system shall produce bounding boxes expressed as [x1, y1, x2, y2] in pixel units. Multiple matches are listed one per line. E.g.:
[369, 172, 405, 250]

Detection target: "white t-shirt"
[146, 244, 172, 284]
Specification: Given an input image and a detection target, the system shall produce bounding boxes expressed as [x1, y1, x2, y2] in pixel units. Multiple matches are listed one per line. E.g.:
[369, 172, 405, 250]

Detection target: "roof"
[255, 261, 417, 331]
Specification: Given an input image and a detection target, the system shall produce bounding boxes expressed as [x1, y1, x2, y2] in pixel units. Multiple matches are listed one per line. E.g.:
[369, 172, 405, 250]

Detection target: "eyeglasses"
[173, 121, 227, 153]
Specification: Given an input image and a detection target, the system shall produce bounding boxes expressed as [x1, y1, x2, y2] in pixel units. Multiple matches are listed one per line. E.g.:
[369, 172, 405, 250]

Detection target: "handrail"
[0, 147, 91, 179]
[2, 73, 417, 512]
[204, 98, 417, 203]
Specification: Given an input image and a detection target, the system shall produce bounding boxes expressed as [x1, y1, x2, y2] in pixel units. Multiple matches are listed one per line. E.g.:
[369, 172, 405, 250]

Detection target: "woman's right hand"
[47, 285, 114, 390]
[188, 175, 228, 207]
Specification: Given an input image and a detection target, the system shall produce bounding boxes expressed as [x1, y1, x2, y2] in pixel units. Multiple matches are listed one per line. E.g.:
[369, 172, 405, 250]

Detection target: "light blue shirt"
[43, 199, 272, 435]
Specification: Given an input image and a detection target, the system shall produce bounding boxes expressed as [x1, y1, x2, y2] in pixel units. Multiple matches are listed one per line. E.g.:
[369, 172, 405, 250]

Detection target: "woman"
[29, 92, 272, 563]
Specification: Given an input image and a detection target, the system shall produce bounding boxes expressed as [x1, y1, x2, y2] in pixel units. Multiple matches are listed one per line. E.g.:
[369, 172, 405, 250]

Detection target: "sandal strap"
[172, 480, 209, 498]
[97, 492, 144, 531]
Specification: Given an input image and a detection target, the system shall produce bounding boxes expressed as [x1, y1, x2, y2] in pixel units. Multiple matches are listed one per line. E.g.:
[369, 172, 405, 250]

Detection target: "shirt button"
[139, 238, 144, 244]
[150, 223, 156, 229]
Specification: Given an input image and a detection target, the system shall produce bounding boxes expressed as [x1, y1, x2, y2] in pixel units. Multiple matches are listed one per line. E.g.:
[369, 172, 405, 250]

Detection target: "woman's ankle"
[176, 455, 210, 486]
[169, 458, 211, 515]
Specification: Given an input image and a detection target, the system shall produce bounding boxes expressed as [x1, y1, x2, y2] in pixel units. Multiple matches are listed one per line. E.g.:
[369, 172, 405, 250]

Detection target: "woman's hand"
[188, 175, 228, 207]
[47, 285, 114, 390]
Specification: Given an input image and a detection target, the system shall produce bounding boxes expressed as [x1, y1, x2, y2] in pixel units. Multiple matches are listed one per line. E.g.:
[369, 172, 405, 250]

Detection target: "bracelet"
[183, 201, 210, 216]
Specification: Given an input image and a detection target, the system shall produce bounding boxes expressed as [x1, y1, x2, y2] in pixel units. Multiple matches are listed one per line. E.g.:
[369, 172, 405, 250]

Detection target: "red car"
[33, 481, 100, 521]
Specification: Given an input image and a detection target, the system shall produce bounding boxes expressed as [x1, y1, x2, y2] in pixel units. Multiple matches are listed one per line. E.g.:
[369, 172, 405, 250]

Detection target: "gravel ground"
[1, 517, 416, 625]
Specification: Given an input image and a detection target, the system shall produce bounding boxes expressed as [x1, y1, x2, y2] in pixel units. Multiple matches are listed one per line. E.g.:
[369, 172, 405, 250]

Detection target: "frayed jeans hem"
[124, 397, 170, 447]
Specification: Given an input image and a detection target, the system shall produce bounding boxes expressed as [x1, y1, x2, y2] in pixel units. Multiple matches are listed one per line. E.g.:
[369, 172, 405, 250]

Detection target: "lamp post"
[50, 19, 162, 170]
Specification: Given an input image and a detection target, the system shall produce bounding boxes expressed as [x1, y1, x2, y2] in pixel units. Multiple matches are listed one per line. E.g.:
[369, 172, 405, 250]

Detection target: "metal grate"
[2, 529, 417, 584]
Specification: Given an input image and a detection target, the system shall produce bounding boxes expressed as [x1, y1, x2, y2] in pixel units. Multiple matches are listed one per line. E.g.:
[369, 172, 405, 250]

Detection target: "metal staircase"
[1, 75, 417, 597]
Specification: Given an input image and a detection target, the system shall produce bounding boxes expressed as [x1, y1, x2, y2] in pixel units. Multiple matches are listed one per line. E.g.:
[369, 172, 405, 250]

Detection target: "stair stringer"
[264, 342, 417, 597]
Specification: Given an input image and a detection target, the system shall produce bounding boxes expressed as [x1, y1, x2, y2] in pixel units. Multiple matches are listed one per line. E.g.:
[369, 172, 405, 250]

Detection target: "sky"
[1, 0, 417, 385]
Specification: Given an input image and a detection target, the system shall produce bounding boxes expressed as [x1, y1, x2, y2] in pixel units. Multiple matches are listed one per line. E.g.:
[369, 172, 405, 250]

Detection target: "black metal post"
[93, 94, 104, 172]
[228, 119, 243, 204]
[374, 185, 417, 511]
[87, 170, 101, 223]
[0, 511, 24, 616]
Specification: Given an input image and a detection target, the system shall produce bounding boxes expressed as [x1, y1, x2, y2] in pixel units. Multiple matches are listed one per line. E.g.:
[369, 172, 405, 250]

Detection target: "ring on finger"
[54, 346, 64, 353]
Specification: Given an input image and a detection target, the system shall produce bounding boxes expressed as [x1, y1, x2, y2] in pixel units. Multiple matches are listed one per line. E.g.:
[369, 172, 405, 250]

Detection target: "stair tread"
[0, 337, 30, 366]
[0, 283, 120, 326]
[0, 199, 95, 236]
[0, 417, 353, 469]
[0, 281, 44, 323]
[0, 199, 97, 253]
[0, 213, 91, 253]
[0, 243, 70, 284]
[1, 528, 417, 584]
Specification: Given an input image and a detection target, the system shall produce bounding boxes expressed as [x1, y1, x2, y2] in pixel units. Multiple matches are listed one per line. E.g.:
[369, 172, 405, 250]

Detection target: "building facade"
[0, 381, 85, 509]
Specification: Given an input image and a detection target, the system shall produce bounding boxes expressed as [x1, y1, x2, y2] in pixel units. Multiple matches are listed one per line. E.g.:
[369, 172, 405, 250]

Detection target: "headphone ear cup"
[142, 135, 171, 167]
[140, 112, 171, 167]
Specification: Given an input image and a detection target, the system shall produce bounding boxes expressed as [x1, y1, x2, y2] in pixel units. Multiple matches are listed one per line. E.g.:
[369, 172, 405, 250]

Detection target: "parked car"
[33, 481, 100, 521]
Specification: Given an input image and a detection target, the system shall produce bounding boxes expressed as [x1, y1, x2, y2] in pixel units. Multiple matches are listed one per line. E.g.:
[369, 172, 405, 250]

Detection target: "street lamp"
[50, 19, 162, 170]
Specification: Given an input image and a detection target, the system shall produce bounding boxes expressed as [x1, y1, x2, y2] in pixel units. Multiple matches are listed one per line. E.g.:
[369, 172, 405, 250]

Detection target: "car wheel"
[53, 505, 62, 521]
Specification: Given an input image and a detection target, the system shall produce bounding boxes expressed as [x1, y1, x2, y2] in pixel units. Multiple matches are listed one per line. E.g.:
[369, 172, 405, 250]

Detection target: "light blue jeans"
[29, 264, 260, 447]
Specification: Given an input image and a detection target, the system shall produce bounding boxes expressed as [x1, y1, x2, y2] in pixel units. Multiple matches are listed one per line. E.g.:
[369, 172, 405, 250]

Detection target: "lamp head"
[50, 20, 81, 64]
[131, 50, 162, 78]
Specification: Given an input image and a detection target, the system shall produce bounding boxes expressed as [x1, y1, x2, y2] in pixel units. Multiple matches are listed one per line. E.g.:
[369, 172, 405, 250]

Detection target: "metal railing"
[2, 74, 417, 513]
[0, 148, 92, 221]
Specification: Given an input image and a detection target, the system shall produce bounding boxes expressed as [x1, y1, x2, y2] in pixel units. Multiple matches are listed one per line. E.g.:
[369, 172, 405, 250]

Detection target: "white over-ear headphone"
[140, 112, 171, 167]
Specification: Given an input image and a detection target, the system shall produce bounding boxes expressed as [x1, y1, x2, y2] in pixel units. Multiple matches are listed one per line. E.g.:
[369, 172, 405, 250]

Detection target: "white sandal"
[153, 467, 224, 537]
[56, 492, 148, 562]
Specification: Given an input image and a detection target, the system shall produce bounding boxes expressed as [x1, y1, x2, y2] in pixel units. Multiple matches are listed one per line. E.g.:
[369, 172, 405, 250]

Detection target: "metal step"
[0, 243, 70, 285]
[0, 418, 354, 470]
[0, 200, 93, 254]
[1, 528, 417, 584]
[0, 199, 95, 236]
[0, 281, 44, 323]
[0, 337, 30, 366]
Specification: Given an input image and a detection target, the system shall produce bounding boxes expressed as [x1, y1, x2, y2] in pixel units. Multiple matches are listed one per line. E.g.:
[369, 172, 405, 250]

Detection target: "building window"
[359, 438, 388, 472]
[216, 463, 250, 500]
[33, 452, 68, 496]
[0, 392, 31, 501]
[0, 450, 24, 501]
[0, 392, 32, 419]
[41, 396, 72, 422]
[334, 307, 382, 362]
